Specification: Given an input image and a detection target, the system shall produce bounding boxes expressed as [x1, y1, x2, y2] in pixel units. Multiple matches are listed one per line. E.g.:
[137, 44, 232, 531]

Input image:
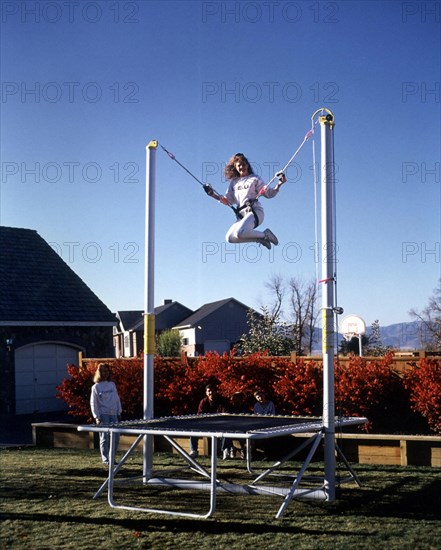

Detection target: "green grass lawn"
[1, 447, 440, 549]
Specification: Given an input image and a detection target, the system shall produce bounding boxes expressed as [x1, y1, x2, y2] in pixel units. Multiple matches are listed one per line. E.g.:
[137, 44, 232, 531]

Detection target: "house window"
[182, 338, 189, 345]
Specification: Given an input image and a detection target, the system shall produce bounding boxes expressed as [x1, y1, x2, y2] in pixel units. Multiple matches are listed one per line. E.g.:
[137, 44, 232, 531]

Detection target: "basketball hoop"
[339, 315, 366, 339]
[339, 315, 366, 356]
[342, 332, 357, 342]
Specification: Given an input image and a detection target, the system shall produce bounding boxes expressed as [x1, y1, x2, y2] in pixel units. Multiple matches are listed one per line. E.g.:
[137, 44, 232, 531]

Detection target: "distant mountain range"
[372, 321, 430, 350]
[311, 321, 432, 353]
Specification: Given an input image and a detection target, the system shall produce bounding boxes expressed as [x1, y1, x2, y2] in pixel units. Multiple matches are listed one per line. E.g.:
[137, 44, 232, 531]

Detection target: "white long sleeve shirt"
[90, 381, 122, 419]
[224, 174, 279, 217]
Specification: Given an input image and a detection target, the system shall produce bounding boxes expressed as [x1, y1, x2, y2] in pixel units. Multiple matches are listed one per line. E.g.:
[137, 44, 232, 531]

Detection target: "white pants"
[225, 210, 266, 243]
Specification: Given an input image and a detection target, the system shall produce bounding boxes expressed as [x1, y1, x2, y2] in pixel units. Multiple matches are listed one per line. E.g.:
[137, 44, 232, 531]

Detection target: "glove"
[203, 184, 214, 196]
[276, 172, 287, 184]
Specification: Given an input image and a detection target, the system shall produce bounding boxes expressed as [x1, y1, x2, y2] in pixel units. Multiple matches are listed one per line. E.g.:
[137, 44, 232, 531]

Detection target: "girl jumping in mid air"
[204, 153, 286, 250]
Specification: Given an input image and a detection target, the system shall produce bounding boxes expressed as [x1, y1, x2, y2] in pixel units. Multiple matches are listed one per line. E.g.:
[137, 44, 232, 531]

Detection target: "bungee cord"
[311, 121, 320, 292]
[158, 142, 246, 220]
[159, 143, 206, 187]
[261, 124, 316, 193]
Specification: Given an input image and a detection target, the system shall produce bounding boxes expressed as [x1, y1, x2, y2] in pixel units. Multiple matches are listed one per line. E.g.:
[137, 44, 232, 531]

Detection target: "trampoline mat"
[99, 414, 365, 436]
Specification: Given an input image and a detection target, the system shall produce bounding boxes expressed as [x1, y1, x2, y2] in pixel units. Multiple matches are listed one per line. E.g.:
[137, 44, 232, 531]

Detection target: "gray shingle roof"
[119, 302, 194, 332]
[174, 297, 251, 328]
[116, 310, 144, 332]
[0, 226, 117, 324]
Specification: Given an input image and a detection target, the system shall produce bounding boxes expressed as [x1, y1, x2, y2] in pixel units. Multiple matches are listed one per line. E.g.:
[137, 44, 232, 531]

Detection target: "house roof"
[174, 297, 252, 328]
[119, 301, 194, 332]
[116, 310, 144, 332]
[0, 226, 117, 325]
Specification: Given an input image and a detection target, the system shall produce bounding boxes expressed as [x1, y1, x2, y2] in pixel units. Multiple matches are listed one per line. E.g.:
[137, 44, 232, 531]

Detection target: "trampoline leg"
[335, 441, 362, 487]
[107, 431, 118, 508]
[209, 436, 217, 516]
[275, 432, 323, 519]
[93, 433, 144, 500]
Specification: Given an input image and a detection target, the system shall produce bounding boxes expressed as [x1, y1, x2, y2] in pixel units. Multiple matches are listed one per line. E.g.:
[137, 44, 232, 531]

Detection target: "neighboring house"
[113, 300, 193, 357]
[174, 297, 254, 357]
[113, 310, 143, 358]
[0, 226, 117, 415]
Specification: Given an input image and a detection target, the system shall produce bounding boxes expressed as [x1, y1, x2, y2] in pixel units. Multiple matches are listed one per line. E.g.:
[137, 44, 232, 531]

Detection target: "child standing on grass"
[90, 363, 122, 465]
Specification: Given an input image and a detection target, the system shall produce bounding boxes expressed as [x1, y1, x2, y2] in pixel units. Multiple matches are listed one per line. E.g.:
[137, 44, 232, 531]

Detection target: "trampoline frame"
[79, 413, 366, 519]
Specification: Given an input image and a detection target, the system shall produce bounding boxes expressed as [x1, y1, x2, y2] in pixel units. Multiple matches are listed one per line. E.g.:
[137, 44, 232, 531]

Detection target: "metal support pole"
[143, 140, 157, 477]
[319, 112, 336, 501]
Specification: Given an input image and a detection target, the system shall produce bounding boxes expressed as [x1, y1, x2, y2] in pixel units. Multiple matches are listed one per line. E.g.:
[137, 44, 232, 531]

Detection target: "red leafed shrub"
[56, 352, 439, 434]
[112, 359, 144, 419]
[159, 355, 210, 416]
[335, 353, 412, 433]
[57, 359, 145, 421]
[273, 358, 323, 416]
[217, 351, 282, 409]
[404, 358, 441, 434]
[161, 351, 285, 415]
[56, 362, 96, 420]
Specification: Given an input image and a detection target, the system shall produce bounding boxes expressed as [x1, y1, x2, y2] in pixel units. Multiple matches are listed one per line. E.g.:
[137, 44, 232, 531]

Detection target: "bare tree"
[288, 277, 319, 354]
[263, 275, 319, 353]
[409, 278, 441, 350]
[249, 274, 319, 356]
[264, 273, 285, 321]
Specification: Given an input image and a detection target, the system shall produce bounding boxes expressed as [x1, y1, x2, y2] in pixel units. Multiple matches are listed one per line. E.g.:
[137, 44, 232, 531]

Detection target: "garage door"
[15, 343, 80, 414]
[203, 339, 230, 354]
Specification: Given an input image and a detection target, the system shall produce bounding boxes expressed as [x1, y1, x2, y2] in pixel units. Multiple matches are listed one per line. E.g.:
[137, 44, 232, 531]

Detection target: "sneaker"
[229, 448, 235, 459]
[264, 228, 278, 245]
[259, 237, 271, 250]
[189, 450, 199, 458]
[239, 449, 246, 460]
[222, 448, 229, 460]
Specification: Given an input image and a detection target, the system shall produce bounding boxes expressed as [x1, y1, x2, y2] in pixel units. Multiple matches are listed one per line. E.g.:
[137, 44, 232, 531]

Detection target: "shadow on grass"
[334, 468, 441, 521]
[0, 510, 367, 538]
[56, 461, 441, 524]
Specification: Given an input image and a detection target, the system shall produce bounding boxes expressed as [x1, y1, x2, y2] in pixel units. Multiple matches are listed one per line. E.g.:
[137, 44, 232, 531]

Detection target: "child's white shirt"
[90, 381, 122, 419]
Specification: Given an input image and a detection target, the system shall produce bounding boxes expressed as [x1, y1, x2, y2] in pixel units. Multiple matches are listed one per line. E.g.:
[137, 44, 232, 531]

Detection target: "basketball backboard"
[339, 315, 366, 340]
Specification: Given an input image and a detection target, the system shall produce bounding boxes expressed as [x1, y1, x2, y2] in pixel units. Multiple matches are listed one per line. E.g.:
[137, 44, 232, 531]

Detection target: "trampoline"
[78, 413, 366, 519]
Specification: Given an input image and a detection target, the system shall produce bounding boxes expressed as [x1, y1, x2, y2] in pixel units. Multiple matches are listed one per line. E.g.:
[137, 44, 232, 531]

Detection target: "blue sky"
[1, 0, 440, 329]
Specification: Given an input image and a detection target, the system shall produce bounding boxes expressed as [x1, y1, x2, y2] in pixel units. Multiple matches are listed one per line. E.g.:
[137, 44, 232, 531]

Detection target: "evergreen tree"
[237, 306, 293, 356]
[364, 320, 392, 356]
[156, 329, 182, 357]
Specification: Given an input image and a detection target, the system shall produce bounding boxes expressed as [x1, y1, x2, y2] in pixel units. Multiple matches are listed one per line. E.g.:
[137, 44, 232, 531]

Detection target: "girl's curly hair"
[224, 153, 254, 180]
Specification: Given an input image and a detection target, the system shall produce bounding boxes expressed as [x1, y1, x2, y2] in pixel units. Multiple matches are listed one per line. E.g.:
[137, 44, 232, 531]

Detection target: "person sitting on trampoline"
[253, 389, 276, 416]
[189, 384, 228, 458]
[252, 389, 276, 460]
[205, 153, 286, 250]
